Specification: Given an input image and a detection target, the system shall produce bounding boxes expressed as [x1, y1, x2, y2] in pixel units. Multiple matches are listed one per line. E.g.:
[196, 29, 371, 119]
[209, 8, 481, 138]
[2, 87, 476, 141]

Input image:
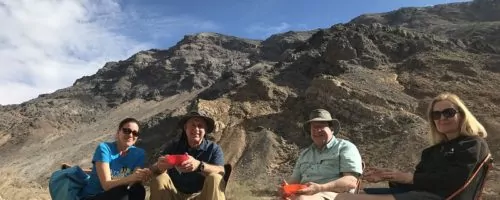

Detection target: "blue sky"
[118, 0, 469, 48]
[0, 0, 469, 105]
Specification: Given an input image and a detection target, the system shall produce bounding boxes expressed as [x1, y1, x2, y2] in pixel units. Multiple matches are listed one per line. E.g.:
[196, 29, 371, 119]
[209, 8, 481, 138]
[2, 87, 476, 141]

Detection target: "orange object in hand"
[282, 184, 307, 196]
[164, 154, 189, 166]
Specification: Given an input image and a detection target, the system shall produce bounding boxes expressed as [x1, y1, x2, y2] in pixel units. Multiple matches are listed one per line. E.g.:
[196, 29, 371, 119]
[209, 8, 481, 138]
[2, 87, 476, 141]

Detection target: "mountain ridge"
[1, 0, 500, 199]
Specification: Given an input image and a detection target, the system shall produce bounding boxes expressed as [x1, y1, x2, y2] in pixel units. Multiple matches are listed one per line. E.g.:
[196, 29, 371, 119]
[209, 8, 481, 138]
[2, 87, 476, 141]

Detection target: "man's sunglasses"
[431, 108, 460, 120]
[121, 127, 139, 137]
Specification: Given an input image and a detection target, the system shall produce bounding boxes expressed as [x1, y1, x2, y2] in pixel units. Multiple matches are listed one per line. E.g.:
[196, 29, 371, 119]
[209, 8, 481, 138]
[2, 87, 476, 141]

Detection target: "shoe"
[61, 163, 72, 170]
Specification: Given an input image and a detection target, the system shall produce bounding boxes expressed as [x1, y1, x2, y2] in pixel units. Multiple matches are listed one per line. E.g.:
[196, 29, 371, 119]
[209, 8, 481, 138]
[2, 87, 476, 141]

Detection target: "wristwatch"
[197, 161, 205, 172]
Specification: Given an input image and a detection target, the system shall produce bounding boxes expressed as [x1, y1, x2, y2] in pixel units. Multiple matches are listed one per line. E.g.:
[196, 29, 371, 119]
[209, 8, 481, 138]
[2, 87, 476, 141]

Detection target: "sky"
[0, 0, 470, 105]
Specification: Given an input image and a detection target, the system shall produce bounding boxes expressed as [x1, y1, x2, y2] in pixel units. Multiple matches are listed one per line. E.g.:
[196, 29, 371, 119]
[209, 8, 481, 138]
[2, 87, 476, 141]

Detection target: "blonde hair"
[427, 92, 487, 144]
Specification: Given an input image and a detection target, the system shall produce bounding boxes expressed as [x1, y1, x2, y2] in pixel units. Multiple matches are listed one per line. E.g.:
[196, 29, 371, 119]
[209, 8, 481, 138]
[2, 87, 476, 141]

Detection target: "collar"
[442, 134, 467, 144]
[182, 138, 209, 151]
[312, 137, 338, 151]
[113, 141, 133, 157]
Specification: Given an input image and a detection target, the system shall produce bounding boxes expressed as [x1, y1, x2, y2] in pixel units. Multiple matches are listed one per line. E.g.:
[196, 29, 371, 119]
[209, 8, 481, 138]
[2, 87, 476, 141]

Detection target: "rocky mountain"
[1, 0, 500, 199]
[351, 0, 500, 52]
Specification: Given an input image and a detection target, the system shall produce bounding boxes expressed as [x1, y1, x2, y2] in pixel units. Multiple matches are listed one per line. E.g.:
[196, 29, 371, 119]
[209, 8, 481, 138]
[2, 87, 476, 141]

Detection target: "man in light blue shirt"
[283, 109, 363, 200]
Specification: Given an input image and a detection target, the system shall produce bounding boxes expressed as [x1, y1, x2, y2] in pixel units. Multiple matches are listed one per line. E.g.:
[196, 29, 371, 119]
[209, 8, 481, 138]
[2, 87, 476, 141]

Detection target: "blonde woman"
[327, 92, 490, 200]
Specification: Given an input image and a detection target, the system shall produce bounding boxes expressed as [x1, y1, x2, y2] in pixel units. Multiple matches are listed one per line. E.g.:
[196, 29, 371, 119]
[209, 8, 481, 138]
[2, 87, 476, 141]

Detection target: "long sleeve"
[412, 136, 487, 197]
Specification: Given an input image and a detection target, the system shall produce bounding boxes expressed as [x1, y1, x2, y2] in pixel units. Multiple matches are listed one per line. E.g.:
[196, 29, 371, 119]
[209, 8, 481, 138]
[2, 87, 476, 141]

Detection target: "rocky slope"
[1, 0, 500, 199]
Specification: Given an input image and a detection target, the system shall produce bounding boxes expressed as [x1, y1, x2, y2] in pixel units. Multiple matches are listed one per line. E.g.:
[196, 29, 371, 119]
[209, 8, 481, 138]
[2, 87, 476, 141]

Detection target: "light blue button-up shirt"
[290, 137, 363, 184]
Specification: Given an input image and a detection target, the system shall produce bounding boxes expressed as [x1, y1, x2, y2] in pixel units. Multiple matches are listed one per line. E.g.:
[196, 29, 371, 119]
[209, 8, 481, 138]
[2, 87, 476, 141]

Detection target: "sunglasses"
[121, 127, 139, 137]
[431, 108, 459, 120]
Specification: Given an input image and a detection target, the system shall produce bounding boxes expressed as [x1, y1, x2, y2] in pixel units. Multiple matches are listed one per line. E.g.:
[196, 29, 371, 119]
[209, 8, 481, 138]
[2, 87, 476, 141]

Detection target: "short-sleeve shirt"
[161, 138, 224, 194]
[81, 142, 145, 197]
[290, 137, 362, 184]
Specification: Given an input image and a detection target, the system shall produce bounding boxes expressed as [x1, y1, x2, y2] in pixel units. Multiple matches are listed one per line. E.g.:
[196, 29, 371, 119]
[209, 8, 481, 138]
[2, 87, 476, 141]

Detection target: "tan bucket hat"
[303, 109, 341, 134]
[177, 110, 215, 134]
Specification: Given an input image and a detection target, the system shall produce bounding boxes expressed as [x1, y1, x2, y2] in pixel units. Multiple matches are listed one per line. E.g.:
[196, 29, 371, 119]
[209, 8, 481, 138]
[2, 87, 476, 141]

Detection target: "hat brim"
[177, 115, 215, 134]
[303, 119, 341, 135]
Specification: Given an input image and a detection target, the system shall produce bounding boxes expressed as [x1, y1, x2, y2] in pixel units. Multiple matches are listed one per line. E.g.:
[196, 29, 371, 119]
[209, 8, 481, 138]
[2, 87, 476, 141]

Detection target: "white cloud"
[246, 22, 291, 38]
[0, 0, 146, 105]
[0, 0, 219, 105]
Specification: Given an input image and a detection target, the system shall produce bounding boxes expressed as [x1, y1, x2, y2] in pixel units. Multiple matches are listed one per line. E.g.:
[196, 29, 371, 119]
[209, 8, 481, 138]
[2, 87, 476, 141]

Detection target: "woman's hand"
[127, 169, 146, 183]
[379, 171, 414, 184]
[363, 167, 395, 183]
[133, 168, 152, 182]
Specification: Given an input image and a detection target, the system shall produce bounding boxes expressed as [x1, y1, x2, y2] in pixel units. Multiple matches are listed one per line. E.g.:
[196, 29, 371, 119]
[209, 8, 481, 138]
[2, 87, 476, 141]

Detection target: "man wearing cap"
[282, 109, 363, 200]
[149, 110, 226, 200]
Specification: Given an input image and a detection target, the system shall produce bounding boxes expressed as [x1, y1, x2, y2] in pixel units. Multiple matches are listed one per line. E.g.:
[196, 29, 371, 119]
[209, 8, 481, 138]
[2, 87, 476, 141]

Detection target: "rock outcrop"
[1, 0, 500, 199]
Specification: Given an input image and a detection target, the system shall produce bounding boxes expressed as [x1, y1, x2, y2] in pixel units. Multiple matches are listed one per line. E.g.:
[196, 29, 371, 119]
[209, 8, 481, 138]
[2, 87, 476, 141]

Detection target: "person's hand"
[279, 179, 292, 200]
[127, 169, 147, 183]
[379, 171, 413, 184]
[363, 167, 395, 183]
[178, 155, 201, 173]
[134, 168, 152, 182]
[157, 155, 173, 172]
[295, 182, 323, 196]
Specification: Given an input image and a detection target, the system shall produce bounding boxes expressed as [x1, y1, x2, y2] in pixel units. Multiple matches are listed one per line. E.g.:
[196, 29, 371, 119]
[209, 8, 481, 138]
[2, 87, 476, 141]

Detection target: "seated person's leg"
[84, 185, 129, 200]
[198, 173, 226, 200]
[392, 191, 443, 200]
[292, 192, 338, 200]
[321, 191, 443, 200]
[149, 173, 180, 200]
[363, 187, 410, 194]
[128, 182, 146, 200]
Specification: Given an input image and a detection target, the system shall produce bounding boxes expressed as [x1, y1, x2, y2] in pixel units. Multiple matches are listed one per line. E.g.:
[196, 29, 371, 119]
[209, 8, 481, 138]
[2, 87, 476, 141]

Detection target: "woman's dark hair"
[118, 118, 140, 130]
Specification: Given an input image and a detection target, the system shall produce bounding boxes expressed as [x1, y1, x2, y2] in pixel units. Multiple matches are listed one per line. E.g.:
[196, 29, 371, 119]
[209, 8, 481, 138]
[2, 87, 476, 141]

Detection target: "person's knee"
[204, 172, 225, 190]
[294, 195, 310, 200]
[150, 173, 171, 188]
[293, 194, 326, 200]
[205, 173, 223, 182]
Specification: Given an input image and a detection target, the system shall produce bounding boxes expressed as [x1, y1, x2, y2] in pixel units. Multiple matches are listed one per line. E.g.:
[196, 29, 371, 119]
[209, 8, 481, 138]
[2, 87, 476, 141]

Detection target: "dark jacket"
[392, 135, 490, 198]
[161, 136, 224, 194]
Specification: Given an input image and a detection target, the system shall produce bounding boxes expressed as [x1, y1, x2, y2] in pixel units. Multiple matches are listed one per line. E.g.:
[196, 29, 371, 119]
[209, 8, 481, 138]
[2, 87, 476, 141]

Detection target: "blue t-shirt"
[161, 138, 224, 194]
[81, 142, 145, 197]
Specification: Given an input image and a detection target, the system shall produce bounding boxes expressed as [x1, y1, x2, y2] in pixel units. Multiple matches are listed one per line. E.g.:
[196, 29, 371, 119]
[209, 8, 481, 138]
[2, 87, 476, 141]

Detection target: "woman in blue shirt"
[81, 118, 151, 200]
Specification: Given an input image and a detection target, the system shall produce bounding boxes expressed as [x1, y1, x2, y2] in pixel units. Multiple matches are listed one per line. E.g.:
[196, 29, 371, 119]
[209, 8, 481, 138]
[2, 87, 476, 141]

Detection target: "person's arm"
[150, 144, 175, 175]
[150, 158, 174, 175]
[198, 145, 225, 175]
[320, 173, 359, 192]
[321, 141, 363, 192]
[95, 162, 141, 191]
[412, 138, 484, 191]
[383, 150, 428, 188]
[92, 143, 142, 191]
[132, 149, 152, 182]
[198, 162, 224, 175]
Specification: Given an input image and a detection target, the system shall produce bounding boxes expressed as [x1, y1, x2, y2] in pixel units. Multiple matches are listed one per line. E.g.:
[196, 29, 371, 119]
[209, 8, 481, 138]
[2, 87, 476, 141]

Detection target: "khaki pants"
[150, 173, 226, 200]
[286, 192, 337, 200]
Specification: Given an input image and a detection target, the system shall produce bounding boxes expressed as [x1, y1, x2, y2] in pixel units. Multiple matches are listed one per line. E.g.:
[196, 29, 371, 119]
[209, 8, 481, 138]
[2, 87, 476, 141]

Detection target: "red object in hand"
[282, 184, 307, 196]
[165, 154, 189, 166]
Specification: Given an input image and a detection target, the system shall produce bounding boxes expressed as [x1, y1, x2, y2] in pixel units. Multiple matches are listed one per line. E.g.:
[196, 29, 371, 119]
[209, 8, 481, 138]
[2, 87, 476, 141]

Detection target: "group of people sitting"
[66, 92, 491, 200]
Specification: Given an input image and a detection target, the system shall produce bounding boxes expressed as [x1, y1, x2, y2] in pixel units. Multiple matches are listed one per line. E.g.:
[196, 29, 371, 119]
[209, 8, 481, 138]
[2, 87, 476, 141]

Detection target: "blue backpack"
[49, 166, 90, 200]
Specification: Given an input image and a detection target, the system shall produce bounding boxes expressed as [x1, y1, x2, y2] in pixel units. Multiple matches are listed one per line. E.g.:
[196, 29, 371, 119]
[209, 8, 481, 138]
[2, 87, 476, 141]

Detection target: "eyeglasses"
[121, 127, 139, 137]
[431, 108, 459, 120]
